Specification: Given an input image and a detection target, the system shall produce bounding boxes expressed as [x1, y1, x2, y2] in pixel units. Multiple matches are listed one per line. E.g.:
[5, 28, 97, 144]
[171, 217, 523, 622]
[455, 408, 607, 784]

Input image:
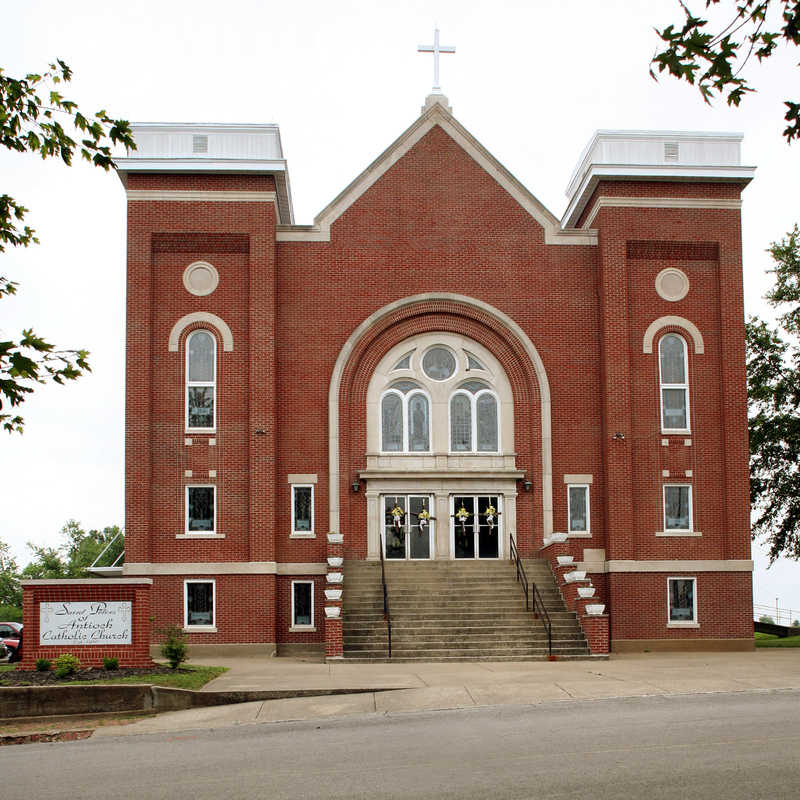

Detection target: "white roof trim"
[276, 100, 596, 246]
[562, 164, 755, 228]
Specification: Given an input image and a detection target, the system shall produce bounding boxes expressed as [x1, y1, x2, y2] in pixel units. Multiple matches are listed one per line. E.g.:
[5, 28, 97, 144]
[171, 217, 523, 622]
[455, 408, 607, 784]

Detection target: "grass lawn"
[66, 664, 228, 689]
[755, 632, 800, 648]
[0, 663, 227, 689]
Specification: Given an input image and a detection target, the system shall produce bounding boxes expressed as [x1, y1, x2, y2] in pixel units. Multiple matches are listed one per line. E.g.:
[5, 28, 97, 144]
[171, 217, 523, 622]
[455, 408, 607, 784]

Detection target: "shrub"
[159, 625, 188, 669]
[35, 658, 51, 672]
[53, 653, 82, 678]
[103, 657, 119, 671]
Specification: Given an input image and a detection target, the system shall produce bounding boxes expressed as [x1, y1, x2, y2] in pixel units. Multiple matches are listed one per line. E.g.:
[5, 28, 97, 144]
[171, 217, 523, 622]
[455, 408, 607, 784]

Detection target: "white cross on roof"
[417, 27, 455, 94]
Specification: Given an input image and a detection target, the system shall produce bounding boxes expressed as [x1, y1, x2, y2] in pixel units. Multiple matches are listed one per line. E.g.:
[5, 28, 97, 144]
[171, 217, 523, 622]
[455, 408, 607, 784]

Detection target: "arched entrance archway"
[329, 293, 552, 559]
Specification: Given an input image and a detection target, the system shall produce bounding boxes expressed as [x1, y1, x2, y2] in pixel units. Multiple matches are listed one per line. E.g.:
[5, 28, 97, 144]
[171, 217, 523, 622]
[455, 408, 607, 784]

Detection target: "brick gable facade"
[118, 103, 754, 655]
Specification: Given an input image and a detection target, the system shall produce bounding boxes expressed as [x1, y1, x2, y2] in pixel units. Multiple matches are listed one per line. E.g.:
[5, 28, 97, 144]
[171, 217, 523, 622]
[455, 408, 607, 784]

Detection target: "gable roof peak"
[421, 92, 453, 117]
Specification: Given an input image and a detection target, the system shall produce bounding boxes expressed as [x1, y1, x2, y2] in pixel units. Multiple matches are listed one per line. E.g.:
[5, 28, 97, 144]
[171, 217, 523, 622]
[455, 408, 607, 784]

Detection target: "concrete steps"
[342, 559, 591, 661]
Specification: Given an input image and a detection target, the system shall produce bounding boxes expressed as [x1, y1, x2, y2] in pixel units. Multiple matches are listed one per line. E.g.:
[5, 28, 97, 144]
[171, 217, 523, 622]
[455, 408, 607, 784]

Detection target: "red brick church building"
[116, 91, 755, 658]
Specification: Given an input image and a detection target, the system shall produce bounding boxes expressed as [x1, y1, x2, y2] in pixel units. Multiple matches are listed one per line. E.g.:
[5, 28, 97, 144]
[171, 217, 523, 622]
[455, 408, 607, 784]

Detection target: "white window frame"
[667, 576, 698, 627]
[185, 484, 217, 536]
[290, 580, 315, 630]
[658, 333, 690, 434]
[567, 483, 591, 536]
[184, 579, 216, 631]
[662, 483, 693, 533]
[290, 484, 315, 538]
[448, 387, 500, 454]
[186, 329, 217, 432]
[379, 386, 432, 454]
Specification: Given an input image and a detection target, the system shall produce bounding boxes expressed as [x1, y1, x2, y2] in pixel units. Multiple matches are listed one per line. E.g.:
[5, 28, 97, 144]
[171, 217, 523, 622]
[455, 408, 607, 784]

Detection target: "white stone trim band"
[22, 578, 153, 585]
[127, 190, 278, 204]
[581, 196, 743, 229]
[123, 562, 327, 575]
[588, 559, 754, 573]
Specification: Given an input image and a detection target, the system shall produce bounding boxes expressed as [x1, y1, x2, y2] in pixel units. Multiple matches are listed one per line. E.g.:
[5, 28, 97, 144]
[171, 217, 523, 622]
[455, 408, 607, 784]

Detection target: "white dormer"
[562, 130, 755, 229]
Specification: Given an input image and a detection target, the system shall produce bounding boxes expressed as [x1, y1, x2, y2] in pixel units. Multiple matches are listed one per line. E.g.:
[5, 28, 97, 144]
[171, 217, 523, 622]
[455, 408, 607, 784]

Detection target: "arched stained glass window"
[450, 393, 472, 452]
[186, 330, 216, 430]
[659, 334, 689, 431]
[381, 392, 403, 451]
[374, 340, 507, 455]
[408, 393, 430, 451]
[476, 393, 498, 451]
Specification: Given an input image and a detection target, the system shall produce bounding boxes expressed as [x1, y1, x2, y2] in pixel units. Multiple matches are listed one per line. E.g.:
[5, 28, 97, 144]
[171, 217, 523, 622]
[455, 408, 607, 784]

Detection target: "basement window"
[667, 577, 697, 626]
[291, 581, 314, 629]
[185, 580, 216, 630]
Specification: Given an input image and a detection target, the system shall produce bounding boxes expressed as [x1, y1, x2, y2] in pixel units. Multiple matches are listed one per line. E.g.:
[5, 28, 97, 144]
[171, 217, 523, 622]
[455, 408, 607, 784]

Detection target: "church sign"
[39, 601, 133, 645]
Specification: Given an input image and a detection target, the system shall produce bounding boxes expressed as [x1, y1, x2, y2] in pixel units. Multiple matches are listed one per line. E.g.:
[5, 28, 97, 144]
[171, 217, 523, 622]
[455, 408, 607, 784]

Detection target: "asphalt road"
[7, 690, 800, 799]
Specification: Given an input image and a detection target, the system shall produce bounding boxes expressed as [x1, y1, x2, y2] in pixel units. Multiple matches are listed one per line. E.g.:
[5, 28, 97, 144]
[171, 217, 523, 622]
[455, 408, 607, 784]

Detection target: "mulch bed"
[0, 665, 188, 686]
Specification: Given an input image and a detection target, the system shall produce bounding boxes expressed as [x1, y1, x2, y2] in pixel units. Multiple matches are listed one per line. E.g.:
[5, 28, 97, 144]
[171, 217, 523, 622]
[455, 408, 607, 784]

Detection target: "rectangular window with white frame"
[186, 485, 216, 534]
[291, 484, 314, 537]
[184, 579, 216, 630]
[291, 580, 314, 629]
[663, 484, 693, 532]
[567, 484, 590, 535]
[667, 577, 697, 625]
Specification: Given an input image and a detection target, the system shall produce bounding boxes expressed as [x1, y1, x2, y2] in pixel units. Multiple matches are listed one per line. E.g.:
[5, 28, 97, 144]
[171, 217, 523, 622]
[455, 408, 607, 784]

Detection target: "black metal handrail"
[378, 542, 392, 659]
[510, 535, 552, 657]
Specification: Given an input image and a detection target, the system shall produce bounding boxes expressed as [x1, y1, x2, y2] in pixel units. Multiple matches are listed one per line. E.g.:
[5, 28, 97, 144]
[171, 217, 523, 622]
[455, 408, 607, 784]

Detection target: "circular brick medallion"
[655, 268, 689, 302]
[183, 261, 220, 296]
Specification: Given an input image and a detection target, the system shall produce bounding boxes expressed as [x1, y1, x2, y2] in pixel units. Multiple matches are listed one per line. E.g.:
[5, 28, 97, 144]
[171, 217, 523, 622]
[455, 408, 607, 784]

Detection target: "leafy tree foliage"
[0, 60, 135, 432]
[651, 1, 800, 141]
[21, 520, 124, 579]
[746, 225, 800, 561]
[759, 614, 775, 623]
[0, 537, 22, 611]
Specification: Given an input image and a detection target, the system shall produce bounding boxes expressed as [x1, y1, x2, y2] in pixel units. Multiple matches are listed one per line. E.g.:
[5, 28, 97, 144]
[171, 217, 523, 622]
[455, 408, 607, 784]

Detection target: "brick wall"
[123, 123, 753, 649]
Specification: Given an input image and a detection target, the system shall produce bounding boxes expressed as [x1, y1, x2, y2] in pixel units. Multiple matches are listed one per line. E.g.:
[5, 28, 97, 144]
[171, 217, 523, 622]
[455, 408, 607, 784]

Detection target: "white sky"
[2, 0, 799, 620]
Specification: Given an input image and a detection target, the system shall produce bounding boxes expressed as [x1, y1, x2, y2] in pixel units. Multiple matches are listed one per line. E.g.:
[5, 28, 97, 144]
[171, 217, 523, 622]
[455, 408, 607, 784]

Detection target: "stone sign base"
[21, 579, 155, 669]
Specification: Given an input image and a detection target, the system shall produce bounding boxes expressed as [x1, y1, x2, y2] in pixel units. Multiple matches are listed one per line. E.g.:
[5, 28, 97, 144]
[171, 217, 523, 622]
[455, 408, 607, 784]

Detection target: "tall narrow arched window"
[450, 393, 472, 451]
[450, 381, 499, 453]
[186, 330, 216, 430]
[380, 382, 430, 452]
[659, 333, 689, 432]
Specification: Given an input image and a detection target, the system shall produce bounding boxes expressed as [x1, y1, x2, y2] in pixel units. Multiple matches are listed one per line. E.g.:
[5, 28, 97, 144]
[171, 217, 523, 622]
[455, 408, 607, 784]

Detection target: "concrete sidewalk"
[92, 650, 800, 737]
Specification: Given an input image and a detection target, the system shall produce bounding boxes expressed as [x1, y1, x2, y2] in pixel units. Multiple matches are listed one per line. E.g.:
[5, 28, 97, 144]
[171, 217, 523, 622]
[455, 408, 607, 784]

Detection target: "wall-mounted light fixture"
[351, 477, 361, 493]
[521, 477, 532, 492]
[611, 432, 626, 440]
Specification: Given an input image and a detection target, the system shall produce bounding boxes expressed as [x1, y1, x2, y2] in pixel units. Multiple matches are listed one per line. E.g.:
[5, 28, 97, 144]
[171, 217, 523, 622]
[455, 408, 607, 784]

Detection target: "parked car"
[0, 622, 22, 661]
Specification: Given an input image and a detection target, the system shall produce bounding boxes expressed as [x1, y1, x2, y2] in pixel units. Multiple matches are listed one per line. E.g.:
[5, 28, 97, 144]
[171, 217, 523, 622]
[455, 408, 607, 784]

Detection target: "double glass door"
[382, 495, 434, 560]
[452, 495, 501, 559]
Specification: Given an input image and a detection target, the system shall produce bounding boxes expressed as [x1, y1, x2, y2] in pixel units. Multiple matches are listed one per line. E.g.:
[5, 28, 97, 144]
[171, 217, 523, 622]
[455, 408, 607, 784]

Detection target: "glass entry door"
[452, 495, 501, 559]
[382, 495, 434, 560]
